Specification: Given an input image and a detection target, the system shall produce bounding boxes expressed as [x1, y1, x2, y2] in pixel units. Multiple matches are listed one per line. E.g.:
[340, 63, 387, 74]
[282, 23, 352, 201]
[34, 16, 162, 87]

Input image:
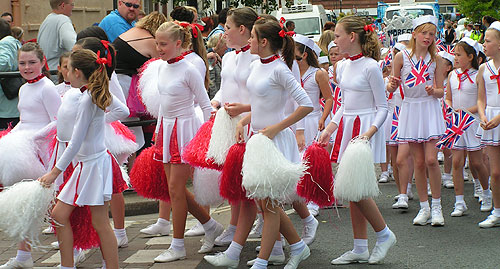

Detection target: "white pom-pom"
[193, 168, 223, 206]
[32, 121, 57, 169]
[104, 124, 139, 160]
[138, 60, 163, 118]
[334, 138, 379, 202]
[206, 108, 243, 165]
[0, 131, 46, 187]
[242, 134, 307, 203]
[0, 180, 55, 245]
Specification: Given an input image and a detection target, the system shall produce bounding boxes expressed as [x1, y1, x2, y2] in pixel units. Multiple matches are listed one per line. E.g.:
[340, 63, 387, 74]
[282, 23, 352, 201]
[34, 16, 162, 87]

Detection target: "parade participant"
[445, 38, 491, 217]
[438, 51, 454, 189]
[477, 21, 500, 228]
[388, 15, 446, 226]
[319, 16, 396, 265]
[38, 48, 120, 269]
[55, 52, 72, 97]
[140, 22, 223, 263]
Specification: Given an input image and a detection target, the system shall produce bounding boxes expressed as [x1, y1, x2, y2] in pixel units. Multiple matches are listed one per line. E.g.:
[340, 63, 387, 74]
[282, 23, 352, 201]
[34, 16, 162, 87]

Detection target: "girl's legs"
[442, 148, 454, 188]
[468, 150, 492, 211]
[393, 145, 410, 209]
[292, 201, 319, 245]
[451, 150, 467, 216]
[51, 201, 76, 267]
[378, 147, 390, 183]
[425, 141, 444, 225]
[214, 204, 239, 246]
[110, 193, 128, 247]
[89, 202, 119, 269]
[479, 146, 500, 227]
[389, 146, 399, 190]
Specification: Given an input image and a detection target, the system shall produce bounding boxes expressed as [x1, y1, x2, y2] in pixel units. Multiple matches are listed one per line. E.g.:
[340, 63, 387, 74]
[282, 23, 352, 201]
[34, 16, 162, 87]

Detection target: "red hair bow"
[279, 17, 286, 28]
[279, 30, 295, 38]
[364, 24, 375, 32]
[99, 40, 113, 67]
[178, 22, 201, 38]
[96, 50, 109, 66]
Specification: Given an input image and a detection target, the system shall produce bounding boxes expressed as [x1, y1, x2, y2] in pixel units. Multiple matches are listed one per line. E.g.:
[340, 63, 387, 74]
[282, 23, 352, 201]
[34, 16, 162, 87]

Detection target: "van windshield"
[291, 17, 321, 36]
[386, 8, 434, 20]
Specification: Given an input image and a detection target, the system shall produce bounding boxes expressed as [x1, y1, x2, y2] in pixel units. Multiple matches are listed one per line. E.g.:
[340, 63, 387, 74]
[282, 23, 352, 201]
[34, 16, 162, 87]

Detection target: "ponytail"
[282, 35, 295, 70]
[188, 25, 210, 89]
[254, 17, 296, 70]
[337, 16, 380, 61]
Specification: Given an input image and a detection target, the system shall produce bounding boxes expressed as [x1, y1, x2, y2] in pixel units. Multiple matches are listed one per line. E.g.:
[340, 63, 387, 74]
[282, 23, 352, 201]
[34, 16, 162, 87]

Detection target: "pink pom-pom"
[129, 146, 170, 202]
[182, 118, 223, 170]
[110, 121, 136, 142]
[297, 142, 335, 207]
[219, 143, 249, 204]
[0, 124, 12, 139]
[110, 152, 127, 194]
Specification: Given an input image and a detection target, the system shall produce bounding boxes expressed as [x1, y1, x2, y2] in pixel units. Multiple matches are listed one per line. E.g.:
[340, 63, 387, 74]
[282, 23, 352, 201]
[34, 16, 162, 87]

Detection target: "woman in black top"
[444, 21, 456, 45]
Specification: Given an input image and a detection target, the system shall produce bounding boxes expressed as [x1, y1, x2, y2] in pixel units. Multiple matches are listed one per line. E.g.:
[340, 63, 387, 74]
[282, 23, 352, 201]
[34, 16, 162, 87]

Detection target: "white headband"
[394, 43, 406, 52]
[438, 51, 455, 66]
[488, 21, 500, 32]
[318, 56, 329, 64]
[313, 43, 322, 57]
[459, 37, 480, 55]
[412, 15, 438, 30]
[327, 41, 337, 52]
[398, 33, 412, 42]
[293, 34, 315, 51]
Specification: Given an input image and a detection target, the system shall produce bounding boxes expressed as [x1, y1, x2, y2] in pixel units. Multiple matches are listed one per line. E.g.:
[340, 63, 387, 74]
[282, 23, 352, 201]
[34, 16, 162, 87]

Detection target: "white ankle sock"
[289, 240, 306, 256]
[113, 228, 126, 238]
[15, 250, 31, 262]
[473, 178, 480, 185]
[493, 208, 500, 217]
[352, 239, 368, 254]
[420, 201, 430, 210]
[431, 198, 441, 207]
[157, 218, 170, 226]
[375, 226, 391, 244]
[224, 241, 243, 261]
[399, 193, 408, 200]
[302, 214, 315, 224]
[170, 238, 184, 251]
[253, 258, 268, 268]
[455, 195, 465, 204]
[202, 218, 216, 233]
[271, 240, 284, 256]
[226, 224, 237, 233]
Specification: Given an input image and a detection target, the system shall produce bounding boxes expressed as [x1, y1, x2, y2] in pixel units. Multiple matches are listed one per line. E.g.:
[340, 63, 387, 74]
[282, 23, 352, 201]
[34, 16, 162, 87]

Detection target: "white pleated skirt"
[476, 106, 500, 146]
[58, 150, 113, 206]
[49, 140, 70, 190]
[397, 96, 445, 143]
[451, 119, 482, 151]
[304, 110, 321, 147]
[161, 115, 201, 164]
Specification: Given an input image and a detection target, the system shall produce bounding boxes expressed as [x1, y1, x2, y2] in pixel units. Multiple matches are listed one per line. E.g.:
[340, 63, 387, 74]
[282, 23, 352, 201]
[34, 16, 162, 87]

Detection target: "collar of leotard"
[64, 81, 71, 85]
[26, 74, 45, 84]
[181, 50, 194, 57]
[348, 53, 364, 61]
[260, 54, 280, 64]
[236, 44, 251, 54]
[80, 85, 88, 93]
[167, 54, 185, 64]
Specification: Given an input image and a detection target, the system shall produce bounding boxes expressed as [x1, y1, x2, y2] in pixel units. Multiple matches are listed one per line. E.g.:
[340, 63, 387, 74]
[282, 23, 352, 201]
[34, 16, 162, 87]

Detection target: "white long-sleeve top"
[332, 56, 388, 130]
[449, 68, 478, 111]
[184, 51, 207, 83]
[157, 59, 212, 121]
[15, 77, 61, 132]
[247, 56, 313, 131]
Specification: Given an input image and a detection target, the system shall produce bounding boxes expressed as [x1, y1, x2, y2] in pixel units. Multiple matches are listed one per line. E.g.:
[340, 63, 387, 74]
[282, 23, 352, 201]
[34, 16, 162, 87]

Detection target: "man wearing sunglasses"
[99, 0, 140, 42]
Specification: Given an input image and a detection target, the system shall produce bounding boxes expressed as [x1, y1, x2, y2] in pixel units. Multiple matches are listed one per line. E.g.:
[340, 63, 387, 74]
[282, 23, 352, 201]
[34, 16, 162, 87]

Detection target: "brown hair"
[19, 42, 50, 77]
[135, 11, 168, 37]
[186, 24, 210, 89]
[318, 30, 335, 55]
[337, 16, 380, 61]
[227, 7, 259, 33]
[408, 23, 437, 62]
[57, 51, 71, 83]
[75, 37, 117, 78]
[70, 49, 112, 110]
[50, 0, 69, 9]
[296, 43, 319, 68]
[455, 41, 479, 70]
[253, 18, 295, 70]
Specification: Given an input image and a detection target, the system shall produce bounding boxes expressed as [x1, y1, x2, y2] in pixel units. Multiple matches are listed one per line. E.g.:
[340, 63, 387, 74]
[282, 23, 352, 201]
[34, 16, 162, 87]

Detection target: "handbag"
[0, 77, 24, 100]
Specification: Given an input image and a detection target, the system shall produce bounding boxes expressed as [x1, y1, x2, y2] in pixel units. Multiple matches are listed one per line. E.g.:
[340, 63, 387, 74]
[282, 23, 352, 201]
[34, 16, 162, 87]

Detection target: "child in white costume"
[320, 16, 396, 265]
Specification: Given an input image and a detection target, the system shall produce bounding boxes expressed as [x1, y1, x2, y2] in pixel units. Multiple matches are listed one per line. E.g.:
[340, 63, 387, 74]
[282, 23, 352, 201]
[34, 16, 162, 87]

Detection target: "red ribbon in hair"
[364, 24, 375, 32]
[43, 56, 49, 73]
[279, 30, 295, 38]
[257, 16, 261, 20]
[96, 51, 109, 66]
[279, 17, 286, 29]
[99, 40, 113, 67]
[177, 22, 202, 38]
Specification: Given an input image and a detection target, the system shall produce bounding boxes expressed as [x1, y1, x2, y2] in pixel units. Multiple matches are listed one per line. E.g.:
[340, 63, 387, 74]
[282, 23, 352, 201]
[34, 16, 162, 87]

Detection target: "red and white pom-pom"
[105, 121, 138, 164]
[129, 146, 170, 202]
[206, 108, 243, 165]
[0, 124, 13, 139]
[110, 153, 128, 194]
[138, 59, 162, 117]
[193, 168, 224, 206]
[182, 117, 222, 170]
[220, 143, 248, 204]
[32, 121, 58, 168]
[297, 142, 335, 207]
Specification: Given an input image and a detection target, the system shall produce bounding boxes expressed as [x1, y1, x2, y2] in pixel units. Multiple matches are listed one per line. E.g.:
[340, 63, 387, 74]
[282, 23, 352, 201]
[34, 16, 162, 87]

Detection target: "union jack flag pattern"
[441, 99, 453, 127]
[404, 56, 431, 88]
[436, 109, 475, 149]
[436, 39, 455, 54]
[390, 106, 400, 141]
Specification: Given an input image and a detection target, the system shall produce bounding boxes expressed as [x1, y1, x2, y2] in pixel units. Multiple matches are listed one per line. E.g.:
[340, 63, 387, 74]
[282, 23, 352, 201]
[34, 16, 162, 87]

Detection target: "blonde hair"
[337, 16, 380, 61]
[70, 49, 111, 111]
[486, 28, 500, 41]
[135, 11, 168, 37]
[409, 23, 437, 62]
[207, 32, 225, 49]
[156, 22, 191, 49]
[318, 30, 335, 55]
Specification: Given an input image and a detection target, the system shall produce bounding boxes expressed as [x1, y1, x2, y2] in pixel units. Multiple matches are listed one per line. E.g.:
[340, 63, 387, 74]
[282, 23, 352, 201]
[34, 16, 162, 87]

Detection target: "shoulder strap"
[126, 36, 154, 43]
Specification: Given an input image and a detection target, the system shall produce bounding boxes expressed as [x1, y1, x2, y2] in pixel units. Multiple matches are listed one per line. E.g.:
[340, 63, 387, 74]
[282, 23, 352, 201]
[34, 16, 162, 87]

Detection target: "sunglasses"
[295, 55, 303, 61]
[121, 0, 140, 9]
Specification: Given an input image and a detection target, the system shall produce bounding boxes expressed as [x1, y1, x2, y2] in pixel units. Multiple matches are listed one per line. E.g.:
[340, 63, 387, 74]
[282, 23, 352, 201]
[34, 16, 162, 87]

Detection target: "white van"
[273, 4, 328, 42]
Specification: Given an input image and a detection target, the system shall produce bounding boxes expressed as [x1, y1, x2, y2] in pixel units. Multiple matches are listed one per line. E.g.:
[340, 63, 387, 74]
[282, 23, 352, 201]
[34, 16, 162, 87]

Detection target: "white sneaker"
[413, 208, 431, 225]
[368, 231, 396, 264]
[247, 254, 286, 266]
[51, 241, 59, 249]
[185, 221, 205, 237]
[378, 171, 390, 183]
[307, 202, 319, 217]
[284, 245, 310, 269]
[140, 222, 170, 236]
[301, 217, 319, 245]
[198, 222, 224, 253]
[116, 234, 129, 248]
[479, 214, 500, 228]
[214, 227, 235, 246]
[450, 203, 467, 217]
[463, 168, 469, 180]
[0, 258, 33, 269]
[437, 151, 444, 162]
[203, 252, 238, 268]
[474, 183, 483, 199]
[442, 175, 454, 189]
[481, 194, 493, 212]
[255, 245, 260, 253]
[248, 216, 263, 239]
[388, 165, 393, 177]
[407, 190, 414, 200]
[330, 250, 369, 265]
[427, 183, 432, 196]
[42, 226, 55, 234]
[154, 248, 186, 263]
[431, 205, 445, 226]
[392, 197, 408, 209]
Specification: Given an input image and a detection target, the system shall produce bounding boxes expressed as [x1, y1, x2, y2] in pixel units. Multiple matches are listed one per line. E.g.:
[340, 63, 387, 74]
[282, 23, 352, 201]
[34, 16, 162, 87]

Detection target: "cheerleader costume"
[244, 55, 312, 199]
[385, 81, 404, 146]
[331, 55, 388, 163]
[184, 50, 209, 122]
[448, 68, 481, 150]
[55, 81, 72, 97]
[301, 66, 323, 146]
[476, 60, 500, 145]
[397, 49, 445, 143]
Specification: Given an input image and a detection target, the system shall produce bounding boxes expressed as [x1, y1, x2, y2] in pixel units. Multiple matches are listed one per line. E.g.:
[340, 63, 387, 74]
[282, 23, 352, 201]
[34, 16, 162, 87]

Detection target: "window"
[292, 17, 321, 36]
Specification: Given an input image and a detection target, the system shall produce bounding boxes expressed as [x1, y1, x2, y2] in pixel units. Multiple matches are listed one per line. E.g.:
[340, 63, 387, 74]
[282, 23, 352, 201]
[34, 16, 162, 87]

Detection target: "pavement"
[1, 171, 499, 268]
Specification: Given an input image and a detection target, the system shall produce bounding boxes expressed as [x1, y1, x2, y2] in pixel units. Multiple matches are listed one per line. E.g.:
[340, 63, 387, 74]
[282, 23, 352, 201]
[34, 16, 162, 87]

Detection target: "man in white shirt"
[37, 0, 76, 71]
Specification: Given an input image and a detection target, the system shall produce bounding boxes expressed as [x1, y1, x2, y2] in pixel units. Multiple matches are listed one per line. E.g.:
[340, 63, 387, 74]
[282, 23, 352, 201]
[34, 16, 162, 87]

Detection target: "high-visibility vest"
[471, 30, 481, 41]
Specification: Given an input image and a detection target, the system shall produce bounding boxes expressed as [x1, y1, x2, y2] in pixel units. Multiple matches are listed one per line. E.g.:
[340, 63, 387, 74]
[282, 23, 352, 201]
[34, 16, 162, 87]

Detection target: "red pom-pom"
[110, 153, 127, 194]
[297, 142, 335, 207]
[219, 143, 249, 204]
[0, 124, 12, 139]
[182, 118, 223, 170]
[110, 121, 136, 142]
[129, 146, 170, 202]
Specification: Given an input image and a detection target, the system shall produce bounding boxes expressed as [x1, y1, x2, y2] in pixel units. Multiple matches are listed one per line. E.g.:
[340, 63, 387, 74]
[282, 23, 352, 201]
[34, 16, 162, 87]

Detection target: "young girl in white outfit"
[445, 38, 491, 217]
[388, 16, 446, 226]
[320, 16, 396, 265]
[144, 22, 223, 263]
[477, 21, 500, 228]
[39, 49, 119, 269]
[55, 52, 72, 97]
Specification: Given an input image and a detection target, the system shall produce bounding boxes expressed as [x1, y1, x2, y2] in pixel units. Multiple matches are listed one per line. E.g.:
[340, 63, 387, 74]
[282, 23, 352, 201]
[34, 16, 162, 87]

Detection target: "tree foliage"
[452, 0, 500, 22]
